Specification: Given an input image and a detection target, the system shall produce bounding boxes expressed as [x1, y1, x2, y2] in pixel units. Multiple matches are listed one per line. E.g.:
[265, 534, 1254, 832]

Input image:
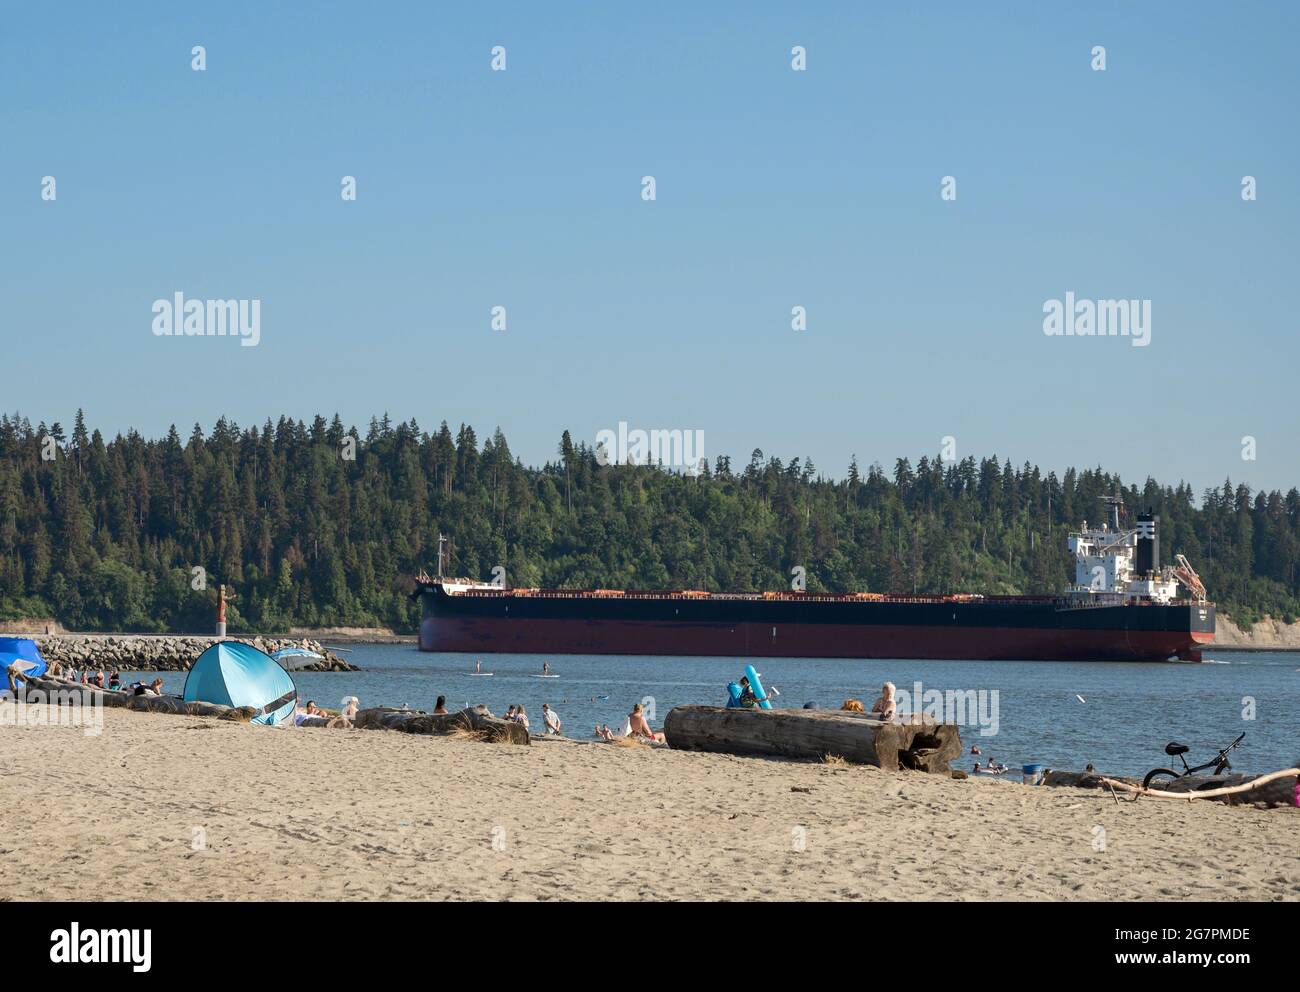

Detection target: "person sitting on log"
[514, 704, 530, 730]
[341, 696, 359, 721]
[735, 676, 762, 709]
[433, 695, 449, 715]
[504, 705, 517, 722]
[870, 682, 897, 721]
[627, 703, 665, 744]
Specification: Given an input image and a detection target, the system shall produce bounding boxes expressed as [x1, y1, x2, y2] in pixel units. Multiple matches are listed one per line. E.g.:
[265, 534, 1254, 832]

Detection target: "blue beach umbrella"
[271, 646, 324, 672]
[0, 637, 48, 683]
[183, 641, 298, 726]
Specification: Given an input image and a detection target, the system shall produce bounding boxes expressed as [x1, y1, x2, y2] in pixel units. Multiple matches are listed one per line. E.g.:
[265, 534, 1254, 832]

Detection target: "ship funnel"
[1135, 511, 1160, 575]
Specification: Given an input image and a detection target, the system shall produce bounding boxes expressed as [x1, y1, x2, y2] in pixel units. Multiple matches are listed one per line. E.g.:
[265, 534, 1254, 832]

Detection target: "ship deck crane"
[1172, 553, 1207, 603]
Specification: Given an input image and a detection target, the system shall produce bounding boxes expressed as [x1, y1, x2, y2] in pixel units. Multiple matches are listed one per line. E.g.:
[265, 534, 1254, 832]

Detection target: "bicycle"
[1141, 731, 1245, 790]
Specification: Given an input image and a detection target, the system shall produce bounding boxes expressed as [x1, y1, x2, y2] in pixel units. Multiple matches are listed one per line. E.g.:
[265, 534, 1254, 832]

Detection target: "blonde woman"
[628, 703, 664, 743]
[870, 682, 897, 720]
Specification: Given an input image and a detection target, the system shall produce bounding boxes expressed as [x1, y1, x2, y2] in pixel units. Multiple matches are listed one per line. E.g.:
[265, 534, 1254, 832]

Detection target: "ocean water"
[122, 647, 1300, 778]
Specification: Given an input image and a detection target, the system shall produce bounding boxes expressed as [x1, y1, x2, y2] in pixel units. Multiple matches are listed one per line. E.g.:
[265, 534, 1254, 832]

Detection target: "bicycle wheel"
[1142, 768, 1181, 790]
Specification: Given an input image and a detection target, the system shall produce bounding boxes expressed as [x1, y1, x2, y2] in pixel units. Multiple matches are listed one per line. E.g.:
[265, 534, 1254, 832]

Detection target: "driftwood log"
[12, 674, 256, 721]
[663, 705, 961, 773]
[1042, 770, 1139, 789]
[1044, 767, 1299, 807]
[353, 705, 529, 745]
[1111, 770, 1299, 807]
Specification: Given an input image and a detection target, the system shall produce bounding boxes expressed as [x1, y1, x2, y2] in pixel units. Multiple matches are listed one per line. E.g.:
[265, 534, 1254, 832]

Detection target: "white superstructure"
[1068, 510, 1182, 602]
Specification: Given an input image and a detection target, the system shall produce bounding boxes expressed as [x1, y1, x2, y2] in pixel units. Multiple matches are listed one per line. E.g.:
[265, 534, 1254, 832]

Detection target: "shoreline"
[1202, 644, 1300, 653]
[7, 612, 1300, 653]
[3, 704, 1296, 901]
[1, 621, 417, 647]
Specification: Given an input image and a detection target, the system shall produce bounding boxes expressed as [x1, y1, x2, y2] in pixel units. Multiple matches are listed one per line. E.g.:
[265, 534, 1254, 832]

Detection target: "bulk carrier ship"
[412, 504, 1215, 662]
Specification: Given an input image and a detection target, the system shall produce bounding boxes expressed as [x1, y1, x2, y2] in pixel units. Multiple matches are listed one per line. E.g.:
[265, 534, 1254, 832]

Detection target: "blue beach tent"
[0, 637, 48, 683]
[183, 641, 297, 726]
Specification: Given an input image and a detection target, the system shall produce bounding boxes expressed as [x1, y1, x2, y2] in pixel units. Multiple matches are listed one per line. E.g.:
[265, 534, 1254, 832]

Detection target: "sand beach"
[1, 703, 1296, 902]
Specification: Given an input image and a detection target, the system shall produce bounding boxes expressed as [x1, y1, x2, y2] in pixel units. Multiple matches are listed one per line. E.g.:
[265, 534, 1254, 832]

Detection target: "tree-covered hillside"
[1, 412, 1297, 632]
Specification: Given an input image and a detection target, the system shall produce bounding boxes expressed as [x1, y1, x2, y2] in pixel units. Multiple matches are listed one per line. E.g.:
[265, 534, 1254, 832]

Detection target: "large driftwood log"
[14, 674, 255, 721]
[353, 705, 529, 745]
[663, 705, 960, 773]
[125, 694, 256, 721]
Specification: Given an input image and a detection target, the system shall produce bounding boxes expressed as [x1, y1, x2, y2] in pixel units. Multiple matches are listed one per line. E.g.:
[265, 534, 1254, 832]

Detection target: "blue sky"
[3, 1, 1297, 497]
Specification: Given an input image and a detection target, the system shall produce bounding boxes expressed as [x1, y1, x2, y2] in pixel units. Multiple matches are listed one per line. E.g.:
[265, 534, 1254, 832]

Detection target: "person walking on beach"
[542, 703, 561, 735]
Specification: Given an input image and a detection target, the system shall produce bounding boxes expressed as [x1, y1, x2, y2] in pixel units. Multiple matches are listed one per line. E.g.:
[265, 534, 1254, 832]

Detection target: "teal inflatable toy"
[743, 664, 773, 710]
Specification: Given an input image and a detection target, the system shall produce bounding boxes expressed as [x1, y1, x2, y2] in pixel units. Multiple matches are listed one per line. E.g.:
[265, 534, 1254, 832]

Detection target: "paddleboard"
[469, 672, 494, 677]
[533, 674, 560, 678]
